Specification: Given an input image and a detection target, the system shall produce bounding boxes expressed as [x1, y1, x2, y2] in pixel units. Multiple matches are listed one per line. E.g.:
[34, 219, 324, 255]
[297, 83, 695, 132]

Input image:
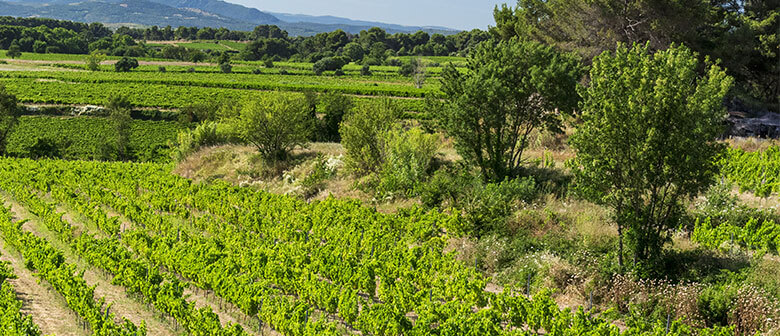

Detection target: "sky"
[225, 0, 513, 31]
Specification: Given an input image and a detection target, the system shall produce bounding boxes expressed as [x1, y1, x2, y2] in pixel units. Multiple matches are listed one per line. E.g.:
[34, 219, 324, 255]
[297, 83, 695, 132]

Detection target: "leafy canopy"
[569, 43, 733, 270]
[435, 38, 583, 182]
[235, 94, 314, 161]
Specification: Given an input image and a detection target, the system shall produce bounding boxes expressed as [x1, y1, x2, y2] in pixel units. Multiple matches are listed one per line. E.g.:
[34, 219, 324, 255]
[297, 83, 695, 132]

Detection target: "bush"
[334, 69, 345, 76]
[0, 85, 20, 154]
[421, 170, 537, 235]
[386, 58, 403, 67]
[295, 154, 337, 199]
[252, 68, 263, 74]
[399, 60, 415, 76]
[264, 59, 274, 68]
[313, 56, 348, 75]
[220, 63, 232, 74]
[361, 65, 372, 76]
[236, 94, 314, 161]
[114, 57, 139, 72]
[170, 121, 234, 162]
[279, 69, 289, 75]
[86, 52, 105, 71]
[698, 285, 739, 327]
[319, 92, 353, 142]
[107, 94, 132, 160]
[340, 99, 401, 176]
[158, 66, 166, 73]
[376, 127, 441, 197]
[187, 67, 196, 73]
[26, 136, 64, 159]
[178, 100, 224, 124]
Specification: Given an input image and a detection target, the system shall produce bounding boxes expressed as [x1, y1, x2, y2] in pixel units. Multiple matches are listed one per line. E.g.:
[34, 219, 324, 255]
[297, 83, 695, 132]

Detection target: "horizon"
[225, 0, 512, 31]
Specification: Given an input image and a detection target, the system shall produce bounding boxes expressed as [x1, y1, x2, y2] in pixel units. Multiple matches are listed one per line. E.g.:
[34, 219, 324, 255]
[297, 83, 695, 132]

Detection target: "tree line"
[0, 16, 489, 65]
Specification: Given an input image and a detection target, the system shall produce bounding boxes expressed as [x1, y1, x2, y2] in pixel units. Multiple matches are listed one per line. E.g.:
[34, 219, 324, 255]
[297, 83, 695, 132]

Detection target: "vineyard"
[0, 70, 437, 98]
[0, 157, 738, 335]
[5, 116, 182, 162]
[720, 146, 780, 197]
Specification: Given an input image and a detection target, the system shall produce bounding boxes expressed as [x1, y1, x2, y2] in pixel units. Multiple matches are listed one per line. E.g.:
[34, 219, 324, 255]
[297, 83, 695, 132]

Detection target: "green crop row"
[2, 77, 427, 113]
[0, 70, 437, 98]
[5, 116, 182, 162]
[720, 146, 780, 197]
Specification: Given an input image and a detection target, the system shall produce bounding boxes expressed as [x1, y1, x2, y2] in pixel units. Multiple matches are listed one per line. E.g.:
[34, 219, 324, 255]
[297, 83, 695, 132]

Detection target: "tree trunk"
[617, 222, 624, 270]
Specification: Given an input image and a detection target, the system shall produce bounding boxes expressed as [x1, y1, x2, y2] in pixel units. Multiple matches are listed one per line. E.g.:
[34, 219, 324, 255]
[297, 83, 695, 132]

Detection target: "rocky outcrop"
[726, 99, 780, 138]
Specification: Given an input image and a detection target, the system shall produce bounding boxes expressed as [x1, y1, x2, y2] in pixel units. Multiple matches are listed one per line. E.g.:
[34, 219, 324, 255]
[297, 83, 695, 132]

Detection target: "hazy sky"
[225, 0, 513, 30]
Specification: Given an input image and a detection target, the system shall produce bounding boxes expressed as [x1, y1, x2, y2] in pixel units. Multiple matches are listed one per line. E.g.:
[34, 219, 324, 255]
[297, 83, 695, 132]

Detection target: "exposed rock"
[726, 98, 780, 138]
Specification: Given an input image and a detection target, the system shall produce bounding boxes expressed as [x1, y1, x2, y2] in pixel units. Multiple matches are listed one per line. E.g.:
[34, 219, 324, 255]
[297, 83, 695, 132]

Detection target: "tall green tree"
[435, 38, 583, 182]
[0, 86, 20, 154]
[493, 0, 779, 108]
[569, 43, 733, 271]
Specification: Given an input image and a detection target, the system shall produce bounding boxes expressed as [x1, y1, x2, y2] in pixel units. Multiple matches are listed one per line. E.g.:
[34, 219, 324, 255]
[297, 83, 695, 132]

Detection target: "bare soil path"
[56, 200, 270, 335]
[0, 243, 88, 336]
[3, 197, 181, 336]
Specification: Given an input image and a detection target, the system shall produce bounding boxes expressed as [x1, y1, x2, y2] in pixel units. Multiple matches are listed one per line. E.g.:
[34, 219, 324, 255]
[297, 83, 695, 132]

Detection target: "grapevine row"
[0, 157, 739, 336]
[0, 204, 146, 336]
[0, 252, 42, 336]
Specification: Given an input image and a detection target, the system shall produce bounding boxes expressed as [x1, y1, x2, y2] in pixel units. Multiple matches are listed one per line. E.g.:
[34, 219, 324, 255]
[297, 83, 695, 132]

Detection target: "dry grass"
[725, 137, 779, 152]
[4, 197, 181, 335]
[174, 143, 421, 213]
[0, 243, 88, 336]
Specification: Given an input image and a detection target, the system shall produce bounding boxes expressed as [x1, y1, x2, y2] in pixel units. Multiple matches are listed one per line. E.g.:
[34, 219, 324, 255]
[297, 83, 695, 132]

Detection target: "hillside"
[0, 0, 460, 35]
[0, 0, 258, 31]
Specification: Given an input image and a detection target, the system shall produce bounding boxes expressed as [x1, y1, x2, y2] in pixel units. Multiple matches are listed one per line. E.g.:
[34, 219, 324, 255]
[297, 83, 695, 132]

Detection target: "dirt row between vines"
[53, 198, 280, 336]
[0, 241, 87, 336]
[1, 196, 183, 335]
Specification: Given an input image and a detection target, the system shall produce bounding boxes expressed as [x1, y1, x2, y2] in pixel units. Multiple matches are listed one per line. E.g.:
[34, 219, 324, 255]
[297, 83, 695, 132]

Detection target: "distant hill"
[0, 0, 258, 30]
[272, 12, 458, 35]
[0, 0, 460, 36]
[146, 0, 280, 25]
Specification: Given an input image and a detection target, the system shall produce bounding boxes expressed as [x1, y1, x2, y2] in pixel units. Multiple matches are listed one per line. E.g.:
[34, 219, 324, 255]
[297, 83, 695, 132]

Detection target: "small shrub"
[187, 67, 196, 73]
[252, 68, 263, 74]
[158, 66, 167, 73]
[26, 137, 63, 159]
[386, 58, 403, 67]
[376, 127, 440, 198]
[361, 65, 372, 76]
[236, 94, 314, 161]
[399, 61, 415, 76]
[86, 52, 105, 71]
[279, 69, 289, 75]
[319, 92, 353, 142]
[114, 57, 139, 72]
[420, 170, 537, 235]
[313, 56, 348, 75]
[295, 154, 337, 199]
[220, 63, 232, 74]
[170, 121, 235, 162]
[340, 99, 401, 176]
[264, 59, 274, 68]
[334, 69, 345, 76]
[698, 285, 739, 327]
